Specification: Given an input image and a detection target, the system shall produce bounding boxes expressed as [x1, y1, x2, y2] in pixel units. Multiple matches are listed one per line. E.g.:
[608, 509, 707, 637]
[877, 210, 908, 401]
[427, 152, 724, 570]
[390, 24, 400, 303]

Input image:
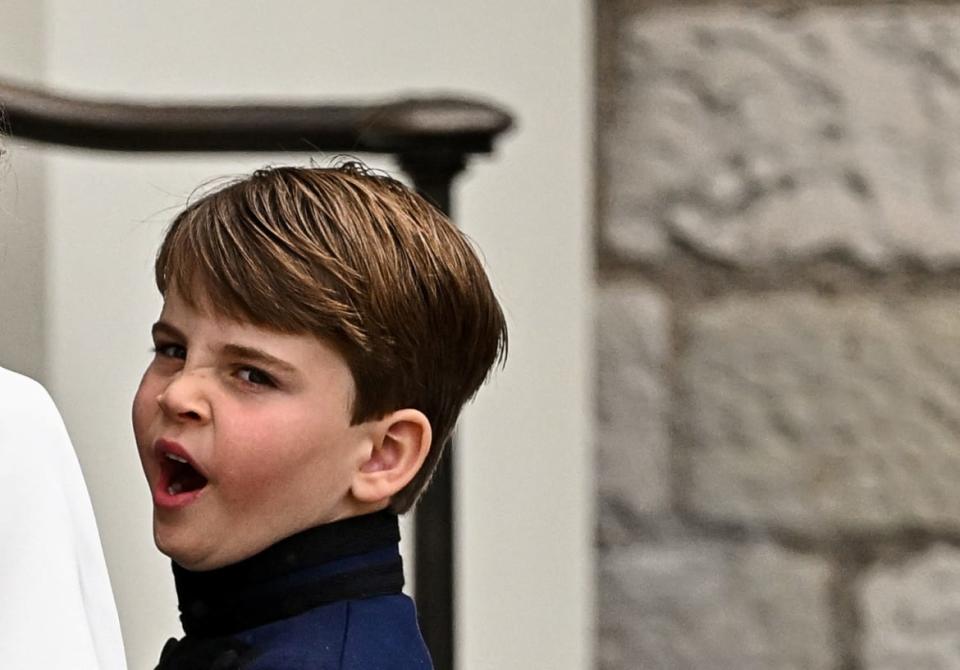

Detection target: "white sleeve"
[0, 367, 127, 670]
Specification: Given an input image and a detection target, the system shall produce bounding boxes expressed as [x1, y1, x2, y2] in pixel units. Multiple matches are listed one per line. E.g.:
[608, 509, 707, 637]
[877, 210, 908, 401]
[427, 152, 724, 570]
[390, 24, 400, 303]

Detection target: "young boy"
[132, 163, 507, 670]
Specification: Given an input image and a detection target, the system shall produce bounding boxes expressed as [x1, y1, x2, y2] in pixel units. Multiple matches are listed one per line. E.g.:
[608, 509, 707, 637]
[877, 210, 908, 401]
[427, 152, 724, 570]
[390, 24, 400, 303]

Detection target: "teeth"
[165, 453, 188, 464]
[167, 482, 183, 496]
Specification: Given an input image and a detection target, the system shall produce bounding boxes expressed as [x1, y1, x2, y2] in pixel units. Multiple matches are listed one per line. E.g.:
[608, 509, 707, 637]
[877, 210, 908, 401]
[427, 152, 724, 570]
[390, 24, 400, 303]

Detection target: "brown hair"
[155, 162, 507, 512]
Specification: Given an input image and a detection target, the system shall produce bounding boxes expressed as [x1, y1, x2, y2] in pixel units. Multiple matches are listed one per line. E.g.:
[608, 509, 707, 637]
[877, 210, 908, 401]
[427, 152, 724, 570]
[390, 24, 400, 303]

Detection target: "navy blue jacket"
[155, 511, 433, 669]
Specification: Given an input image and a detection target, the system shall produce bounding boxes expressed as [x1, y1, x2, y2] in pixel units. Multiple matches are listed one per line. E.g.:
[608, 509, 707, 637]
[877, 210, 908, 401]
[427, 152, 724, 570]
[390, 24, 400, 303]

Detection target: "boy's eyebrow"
[152, 321, 185, 341]
[151, 320, 298, 375]
[220, 344, 299, 375]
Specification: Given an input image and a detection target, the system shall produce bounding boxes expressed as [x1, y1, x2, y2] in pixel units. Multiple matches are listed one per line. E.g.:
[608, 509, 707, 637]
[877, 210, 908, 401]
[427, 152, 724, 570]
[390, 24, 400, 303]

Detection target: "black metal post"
[399, 149, 467, 670]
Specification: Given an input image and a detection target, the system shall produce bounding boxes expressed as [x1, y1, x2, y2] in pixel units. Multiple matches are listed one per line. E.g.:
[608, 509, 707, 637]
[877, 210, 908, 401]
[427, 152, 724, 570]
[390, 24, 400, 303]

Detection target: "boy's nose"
[156, 372, 211, 423]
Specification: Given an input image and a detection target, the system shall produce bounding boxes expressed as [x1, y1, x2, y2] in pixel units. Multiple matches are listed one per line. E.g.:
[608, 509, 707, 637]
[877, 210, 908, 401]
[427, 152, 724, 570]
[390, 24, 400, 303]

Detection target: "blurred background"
[0, 1, 590, 669]
[5, 1, 960, 669]
[596, 3, 960, 670]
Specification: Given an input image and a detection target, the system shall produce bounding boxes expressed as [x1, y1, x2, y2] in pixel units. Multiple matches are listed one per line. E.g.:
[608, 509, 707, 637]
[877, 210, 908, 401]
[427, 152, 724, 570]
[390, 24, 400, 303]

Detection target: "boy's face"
[132, 283, 374, 571]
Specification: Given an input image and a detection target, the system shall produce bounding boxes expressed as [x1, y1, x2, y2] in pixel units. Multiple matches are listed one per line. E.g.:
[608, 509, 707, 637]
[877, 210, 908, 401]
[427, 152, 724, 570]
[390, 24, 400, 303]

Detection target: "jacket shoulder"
[340, 595, 433, 669]
[234, 595, 432, 670]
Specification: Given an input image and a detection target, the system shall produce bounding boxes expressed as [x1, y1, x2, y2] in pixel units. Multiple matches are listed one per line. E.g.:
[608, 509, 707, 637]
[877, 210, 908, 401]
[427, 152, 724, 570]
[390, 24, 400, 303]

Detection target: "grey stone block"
[861, 546, 960, 670]
[599, 541, 834, 670]
[682, 294, 960, 535]
[602, 6, 960, 268]
[597, 285, 671, 526]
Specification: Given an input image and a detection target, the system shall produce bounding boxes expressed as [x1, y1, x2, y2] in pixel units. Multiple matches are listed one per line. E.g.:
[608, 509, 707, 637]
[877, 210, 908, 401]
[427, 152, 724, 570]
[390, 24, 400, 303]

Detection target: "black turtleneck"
[157, 511, 413, 669]
[172, 510, 405, 637]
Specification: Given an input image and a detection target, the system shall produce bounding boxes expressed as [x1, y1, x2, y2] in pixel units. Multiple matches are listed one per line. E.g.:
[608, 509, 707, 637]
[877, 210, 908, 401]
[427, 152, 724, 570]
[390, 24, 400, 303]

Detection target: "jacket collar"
[172, 510, 404, 637]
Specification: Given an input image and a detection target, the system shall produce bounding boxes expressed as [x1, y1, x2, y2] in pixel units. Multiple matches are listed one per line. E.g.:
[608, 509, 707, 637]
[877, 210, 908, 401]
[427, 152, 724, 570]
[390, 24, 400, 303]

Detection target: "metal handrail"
[0, 76, 513, 670]
[0, 78, 511, 154]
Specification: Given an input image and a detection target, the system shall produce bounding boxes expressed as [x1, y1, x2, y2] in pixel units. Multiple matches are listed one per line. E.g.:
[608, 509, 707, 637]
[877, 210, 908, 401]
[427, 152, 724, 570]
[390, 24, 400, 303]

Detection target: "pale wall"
[0, 2, 592, 669]
[0, 0, 46, 380]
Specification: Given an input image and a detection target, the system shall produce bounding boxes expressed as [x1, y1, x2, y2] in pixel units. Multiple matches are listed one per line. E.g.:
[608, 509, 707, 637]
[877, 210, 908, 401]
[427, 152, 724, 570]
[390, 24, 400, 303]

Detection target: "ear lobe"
[351, 409, 431, 506]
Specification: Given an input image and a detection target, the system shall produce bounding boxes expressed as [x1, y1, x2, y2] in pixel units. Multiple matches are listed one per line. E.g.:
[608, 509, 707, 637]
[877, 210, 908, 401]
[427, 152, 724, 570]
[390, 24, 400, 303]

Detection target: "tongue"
[172, 462, 208, 493]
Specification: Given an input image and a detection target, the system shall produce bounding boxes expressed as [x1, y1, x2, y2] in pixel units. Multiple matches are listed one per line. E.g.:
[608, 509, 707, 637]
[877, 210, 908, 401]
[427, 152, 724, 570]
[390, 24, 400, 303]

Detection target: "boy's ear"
[351, 409, 432, 506]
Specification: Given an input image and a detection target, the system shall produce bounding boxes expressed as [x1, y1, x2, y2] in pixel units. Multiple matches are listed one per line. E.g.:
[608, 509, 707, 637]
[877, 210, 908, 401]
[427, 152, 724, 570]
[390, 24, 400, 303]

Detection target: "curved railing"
[0, 78, 511, 154]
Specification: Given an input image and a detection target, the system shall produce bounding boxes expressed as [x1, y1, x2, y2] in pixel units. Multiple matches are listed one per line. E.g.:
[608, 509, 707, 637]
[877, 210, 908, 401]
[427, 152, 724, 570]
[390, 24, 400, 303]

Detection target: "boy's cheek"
[131, 379, 159, 445]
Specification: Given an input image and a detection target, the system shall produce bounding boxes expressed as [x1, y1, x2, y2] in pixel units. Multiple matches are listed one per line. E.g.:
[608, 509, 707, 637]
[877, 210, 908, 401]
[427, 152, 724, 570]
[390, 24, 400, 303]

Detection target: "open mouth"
[161, 452, 209, 496]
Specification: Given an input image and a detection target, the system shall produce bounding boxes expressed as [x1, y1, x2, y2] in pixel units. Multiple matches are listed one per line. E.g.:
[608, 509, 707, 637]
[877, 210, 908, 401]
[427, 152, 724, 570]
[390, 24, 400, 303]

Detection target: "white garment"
[0, 367, 127, 669]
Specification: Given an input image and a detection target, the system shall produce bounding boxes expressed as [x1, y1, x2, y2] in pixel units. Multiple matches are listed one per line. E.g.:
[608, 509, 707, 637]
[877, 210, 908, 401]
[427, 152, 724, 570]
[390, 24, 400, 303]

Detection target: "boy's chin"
[154, 526, 223, 572]
[154, 525, 278, 572]
[156, 540, 197, 571]
[160, 545, 230, 572]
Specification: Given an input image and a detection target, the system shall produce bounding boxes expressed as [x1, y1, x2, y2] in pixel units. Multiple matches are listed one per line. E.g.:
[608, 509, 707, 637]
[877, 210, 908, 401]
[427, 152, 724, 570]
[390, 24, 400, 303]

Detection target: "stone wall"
[597, 2, 960, 668]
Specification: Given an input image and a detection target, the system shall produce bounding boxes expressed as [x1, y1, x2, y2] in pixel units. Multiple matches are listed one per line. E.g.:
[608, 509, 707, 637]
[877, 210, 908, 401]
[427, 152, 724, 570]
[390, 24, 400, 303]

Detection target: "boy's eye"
[237, 366, 275, 387]
[153, 343, 186, 359]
